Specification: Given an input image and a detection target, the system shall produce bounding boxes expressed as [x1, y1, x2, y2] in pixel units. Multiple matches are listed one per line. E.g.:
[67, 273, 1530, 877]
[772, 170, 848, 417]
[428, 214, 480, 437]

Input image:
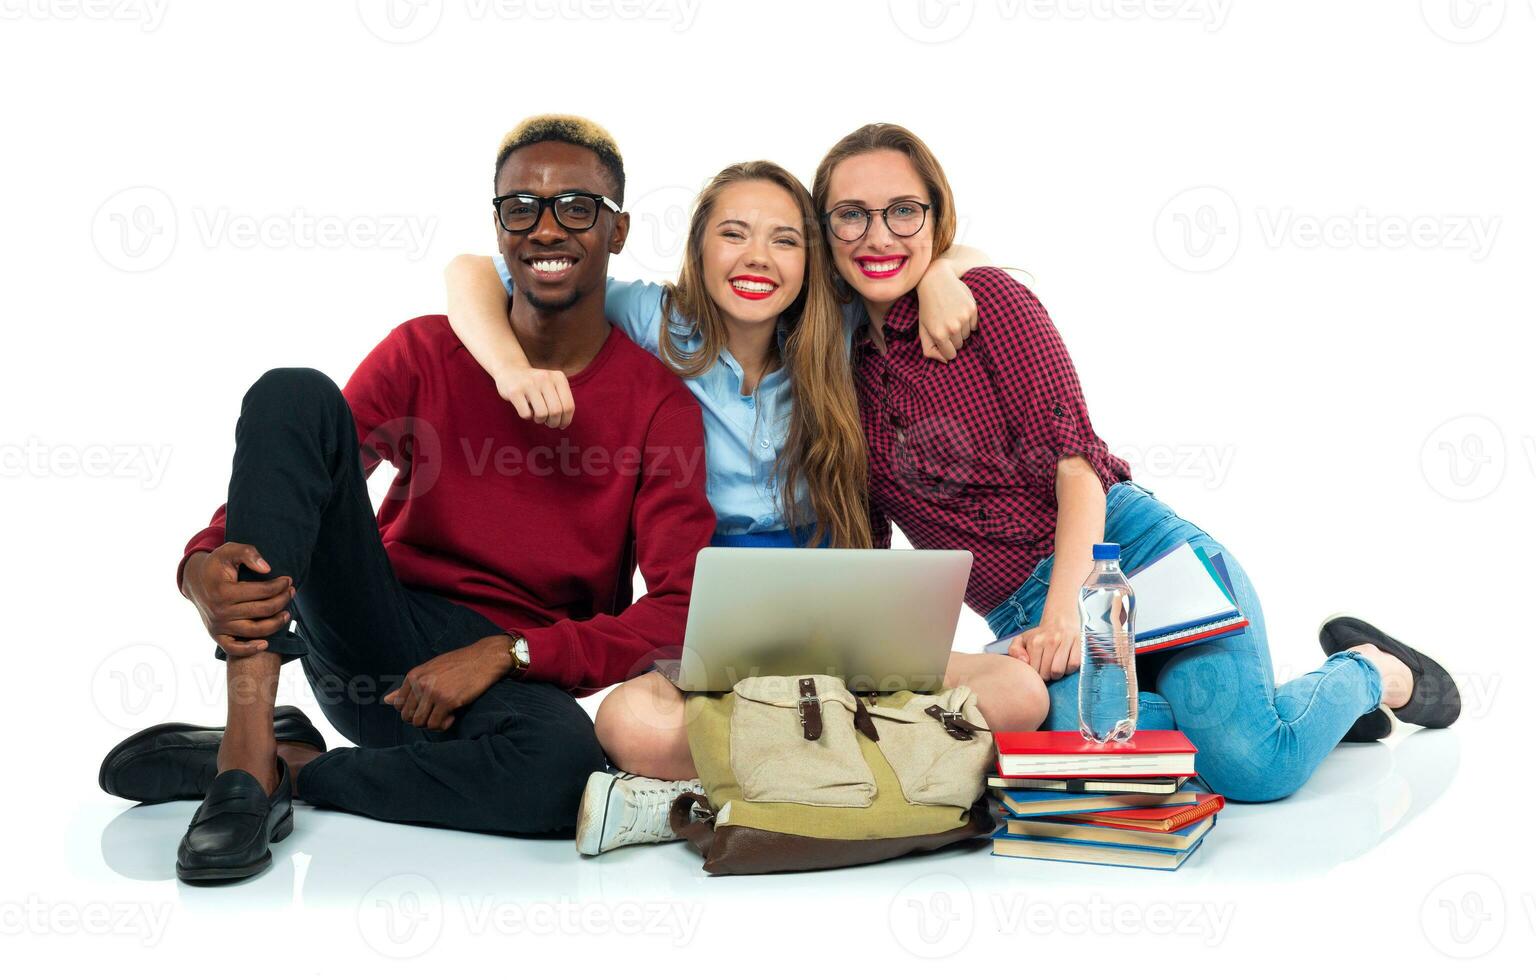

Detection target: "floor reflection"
[97, 727, 1461, 901]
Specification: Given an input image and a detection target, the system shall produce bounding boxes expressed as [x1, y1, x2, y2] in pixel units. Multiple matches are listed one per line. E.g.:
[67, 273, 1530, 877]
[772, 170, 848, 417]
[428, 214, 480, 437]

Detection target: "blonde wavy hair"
[659, 161, 872, 549]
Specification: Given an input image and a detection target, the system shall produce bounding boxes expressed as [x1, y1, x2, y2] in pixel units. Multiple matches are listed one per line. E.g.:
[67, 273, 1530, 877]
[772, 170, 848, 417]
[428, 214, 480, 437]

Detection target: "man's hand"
[181, 543, 294, 658]
[496, 367, 575, 429]
[916, 258, 978, 362]
[1007, 604, 1082, 682]
[383, 635, 513, 732]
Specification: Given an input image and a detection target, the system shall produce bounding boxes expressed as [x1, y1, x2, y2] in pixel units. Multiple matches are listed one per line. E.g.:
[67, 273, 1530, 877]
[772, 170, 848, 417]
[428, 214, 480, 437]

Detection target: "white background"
[2, 0, 1533, 974]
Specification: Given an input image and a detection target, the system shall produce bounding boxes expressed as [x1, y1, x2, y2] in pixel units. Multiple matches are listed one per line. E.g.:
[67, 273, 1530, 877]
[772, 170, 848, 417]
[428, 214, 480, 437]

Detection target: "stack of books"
[989, 730, 1221, 870]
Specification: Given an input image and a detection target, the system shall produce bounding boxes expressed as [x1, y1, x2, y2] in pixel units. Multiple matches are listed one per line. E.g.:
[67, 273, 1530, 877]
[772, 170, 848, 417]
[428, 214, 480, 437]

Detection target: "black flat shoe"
[176, 758, 294, 884]
[99, 705, 325, 804]
[1320, 615, 1461, 730]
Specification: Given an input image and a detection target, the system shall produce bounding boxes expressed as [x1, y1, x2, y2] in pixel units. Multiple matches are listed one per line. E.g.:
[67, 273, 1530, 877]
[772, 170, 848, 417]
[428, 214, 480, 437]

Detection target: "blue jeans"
[985, 481, 1383, 802]
[710, 527, 828, 548]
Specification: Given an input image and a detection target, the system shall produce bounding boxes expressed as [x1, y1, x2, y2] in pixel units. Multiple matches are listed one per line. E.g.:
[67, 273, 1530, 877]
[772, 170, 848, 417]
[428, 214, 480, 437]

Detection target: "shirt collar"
[852, 290, 920, 349]
[883, 290, 921, 334]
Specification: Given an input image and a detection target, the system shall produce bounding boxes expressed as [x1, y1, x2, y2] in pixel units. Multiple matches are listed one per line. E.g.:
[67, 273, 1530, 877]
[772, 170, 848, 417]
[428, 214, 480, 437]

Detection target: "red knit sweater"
[178, 315, 713, 693]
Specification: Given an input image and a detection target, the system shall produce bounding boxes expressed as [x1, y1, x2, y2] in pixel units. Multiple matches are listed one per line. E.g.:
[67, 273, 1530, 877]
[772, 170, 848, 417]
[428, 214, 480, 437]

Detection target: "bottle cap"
[1093, 543, 1120, 560]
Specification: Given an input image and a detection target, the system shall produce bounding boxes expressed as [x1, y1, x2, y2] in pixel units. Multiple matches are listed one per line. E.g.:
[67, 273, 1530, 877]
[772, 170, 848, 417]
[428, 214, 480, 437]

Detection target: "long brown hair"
[658, 161, 872, 549]
[811, 123, 958, 285]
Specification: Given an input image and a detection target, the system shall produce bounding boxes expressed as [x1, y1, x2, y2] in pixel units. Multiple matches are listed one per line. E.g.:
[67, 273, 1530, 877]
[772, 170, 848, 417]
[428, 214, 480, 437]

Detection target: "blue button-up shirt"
[494, 257, 853, 536]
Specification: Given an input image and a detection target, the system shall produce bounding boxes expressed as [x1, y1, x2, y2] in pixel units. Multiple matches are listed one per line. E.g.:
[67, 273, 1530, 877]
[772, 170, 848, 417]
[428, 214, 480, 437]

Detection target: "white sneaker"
[574, 770, 703, 856]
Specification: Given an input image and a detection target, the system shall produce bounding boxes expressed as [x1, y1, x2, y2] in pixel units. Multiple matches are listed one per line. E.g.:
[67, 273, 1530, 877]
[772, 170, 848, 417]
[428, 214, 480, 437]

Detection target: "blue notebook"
[984, 542, 1248, 656]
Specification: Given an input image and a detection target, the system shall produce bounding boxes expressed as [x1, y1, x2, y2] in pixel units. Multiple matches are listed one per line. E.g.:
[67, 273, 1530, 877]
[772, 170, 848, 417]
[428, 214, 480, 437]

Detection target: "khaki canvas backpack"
[669, 674, 996, 875]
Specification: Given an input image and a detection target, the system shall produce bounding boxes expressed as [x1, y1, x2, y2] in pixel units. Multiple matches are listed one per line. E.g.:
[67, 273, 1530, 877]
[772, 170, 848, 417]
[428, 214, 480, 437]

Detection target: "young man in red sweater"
[97, 116, 715, 882]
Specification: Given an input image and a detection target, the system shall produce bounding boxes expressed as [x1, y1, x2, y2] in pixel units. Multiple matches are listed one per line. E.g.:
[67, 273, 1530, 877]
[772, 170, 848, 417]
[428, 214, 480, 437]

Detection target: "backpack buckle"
[925, 704, 981, 741]
[797, 678, 823, 741]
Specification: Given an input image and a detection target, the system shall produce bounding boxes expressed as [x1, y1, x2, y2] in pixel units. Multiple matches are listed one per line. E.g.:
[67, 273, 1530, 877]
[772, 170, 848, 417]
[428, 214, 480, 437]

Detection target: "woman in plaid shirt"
[813, 124, 1462, 802]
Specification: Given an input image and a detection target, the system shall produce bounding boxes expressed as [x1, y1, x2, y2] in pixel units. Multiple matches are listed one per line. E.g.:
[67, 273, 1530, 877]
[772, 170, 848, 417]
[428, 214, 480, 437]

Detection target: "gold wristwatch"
[507, 632, 532, 679]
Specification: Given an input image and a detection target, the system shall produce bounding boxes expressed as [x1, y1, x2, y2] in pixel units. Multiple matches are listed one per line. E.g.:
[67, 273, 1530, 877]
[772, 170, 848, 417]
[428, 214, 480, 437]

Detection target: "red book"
[993, 730, 1197, 779]
[1043, 794, 1225, 833]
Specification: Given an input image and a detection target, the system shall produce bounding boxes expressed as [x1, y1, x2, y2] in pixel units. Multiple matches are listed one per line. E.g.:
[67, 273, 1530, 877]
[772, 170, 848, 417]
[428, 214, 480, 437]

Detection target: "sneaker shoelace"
[614, 780, 700, 846]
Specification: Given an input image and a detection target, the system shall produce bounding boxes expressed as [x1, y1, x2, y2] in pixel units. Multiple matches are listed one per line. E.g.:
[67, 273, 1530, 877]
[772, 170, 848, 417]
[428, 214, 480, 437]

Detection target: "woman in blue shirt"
[445, 160, 984, 548]
[445, 151, 1040, 857]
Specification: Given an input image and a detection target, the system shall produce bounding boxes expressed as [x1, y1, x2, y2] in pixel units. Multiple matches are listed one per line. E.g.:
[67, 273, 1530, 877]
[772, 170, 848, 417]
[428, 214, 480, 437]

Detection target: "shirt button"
[759, 439, 771, 449]
[1052, 405, 1066, 418]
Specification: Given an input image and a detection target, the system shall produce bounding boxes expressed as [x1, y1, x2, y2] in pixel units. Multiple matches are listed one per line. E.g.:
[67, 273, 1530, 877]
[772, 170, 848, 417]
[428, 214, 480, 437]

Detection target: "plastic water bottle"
[1078, 543, 1138, 743]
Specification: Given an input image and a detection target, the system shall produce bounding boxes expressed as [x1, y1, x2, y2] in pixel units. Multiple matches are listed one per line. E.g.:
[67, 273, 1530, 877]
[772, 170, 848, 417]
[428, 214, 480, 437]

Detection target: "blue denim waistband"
[985, 480, 1204, 637]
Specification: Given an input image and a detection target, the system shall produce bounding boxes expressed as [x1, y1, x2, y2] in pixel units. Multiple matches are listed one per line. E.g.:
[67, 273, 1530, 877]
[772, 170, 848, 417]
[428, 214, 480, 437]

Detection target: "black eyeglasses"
[823, 199, 931, 243]
[492, 192, 621, 234]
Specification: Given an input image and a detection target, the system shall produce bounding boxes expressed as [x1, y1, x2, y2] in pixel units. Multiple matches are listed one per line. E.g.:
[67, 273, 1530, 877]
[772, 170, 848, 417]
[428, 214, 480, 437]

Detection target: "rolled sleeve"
[972, 269, 1122, 489]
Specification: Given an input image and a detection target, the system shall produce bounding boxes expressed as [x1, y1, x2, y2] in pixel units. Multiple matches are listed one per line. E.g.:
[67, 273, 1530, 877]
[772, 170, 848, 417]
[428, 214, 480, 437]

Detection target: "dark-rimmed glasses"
[823, 199, 931, 243]
[492, 192, 621, 234]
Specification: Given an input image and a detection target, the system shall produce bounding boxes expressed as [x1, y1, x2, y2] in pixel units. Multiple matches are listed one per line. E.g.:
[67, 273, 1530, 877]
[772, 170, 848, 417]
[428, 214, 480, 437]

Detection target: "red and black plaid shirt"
[854, 267, 1131, 614]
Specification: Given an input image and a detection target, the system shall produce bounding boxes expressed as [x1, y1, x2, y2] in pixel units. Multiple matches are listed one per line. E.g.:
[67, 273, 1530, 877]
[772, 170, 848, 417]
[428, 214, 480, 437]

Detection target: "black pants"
[217, 367, 606, 835]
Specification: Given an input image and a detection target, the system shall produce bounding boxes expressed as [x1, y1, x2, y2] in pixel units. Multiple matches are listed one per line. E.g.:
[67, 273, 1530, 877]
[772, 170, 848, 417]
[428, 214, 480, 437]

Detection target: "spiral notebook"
[984, 541, 1248, 656]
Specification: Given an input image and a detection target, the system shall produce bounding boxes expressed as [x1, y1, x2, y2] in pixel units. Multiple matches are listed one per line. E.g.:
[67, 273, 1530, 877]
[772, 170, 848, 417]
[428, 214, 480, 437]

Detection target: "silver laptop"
[664, 547, 973, 693]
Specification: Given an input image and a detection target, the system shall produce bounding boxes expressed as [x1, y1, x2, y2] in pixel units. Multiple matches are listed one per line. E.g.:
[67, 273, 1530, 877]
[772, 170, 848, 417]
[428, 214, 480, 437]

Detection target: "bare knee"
[592, 672, 696, 780]
[948, 652, 1049, 733]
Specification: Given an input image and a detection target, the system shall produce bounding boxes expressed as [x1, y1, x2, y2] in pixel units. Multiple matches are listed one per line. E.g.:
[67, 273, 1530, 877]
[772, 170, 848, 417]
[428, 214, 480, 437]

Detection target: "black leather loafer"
[99, 705, 325, 804]
[1320, 615, 1461, 731]
[176, 758, 294, 883]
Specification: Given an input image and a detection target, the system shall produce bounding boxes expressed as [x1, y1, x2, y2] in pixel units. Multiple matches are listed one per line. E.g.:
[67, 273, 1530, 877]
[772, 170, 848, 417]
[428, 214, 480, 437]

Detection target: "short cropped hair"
[494, 114, 625, 204]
